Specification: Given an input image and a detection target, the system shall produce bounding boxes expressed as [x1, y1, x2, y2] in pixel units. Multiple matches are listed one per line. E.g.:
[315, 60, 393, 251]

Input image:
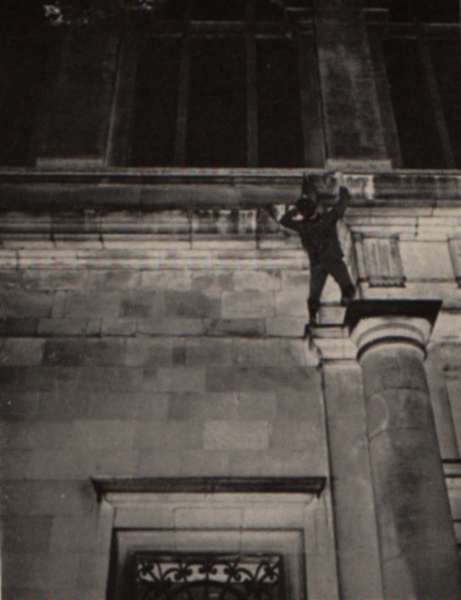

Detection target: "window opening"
[135, 552, 284, 600]
[125, 0, 316, 168]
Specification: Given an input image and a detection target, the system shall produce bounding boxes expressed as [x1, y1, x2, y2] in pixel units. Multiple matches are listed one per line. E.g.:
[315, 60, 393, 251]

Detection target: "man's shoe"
[303, 319, 317, 340]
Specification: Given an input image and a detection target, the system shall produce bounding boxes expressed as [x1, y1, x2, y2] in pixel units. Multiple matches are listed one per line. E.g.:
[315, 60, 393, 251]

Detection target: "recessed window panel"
[428, 38, 461, 168]
[192, 0, 246, 21]
[255, 0, 284, 22]
[256, 38, 303, 167]
[389, 0, 459, 23]
[383, 37, 444, 168]
[187, 38, 247, 167]
[150, 0, 185, 21]
[130, 37, 181, 166]
[0, 30, 63, 166]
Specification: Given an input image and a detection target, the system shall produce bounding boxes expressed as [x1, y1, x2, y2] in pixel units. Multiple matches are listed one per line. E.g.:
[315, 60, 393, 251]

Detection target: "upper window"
[367, 2, 461, 168]
[112, 0, 322, 168]
[0, 13, 63, 166]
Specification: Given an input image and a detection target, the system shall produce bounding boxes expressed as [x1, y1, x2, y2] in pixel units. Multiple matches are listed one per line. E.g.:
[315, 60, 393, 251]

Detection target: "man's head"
[296, 194, 317, 218]
[296, 174, 318, 218]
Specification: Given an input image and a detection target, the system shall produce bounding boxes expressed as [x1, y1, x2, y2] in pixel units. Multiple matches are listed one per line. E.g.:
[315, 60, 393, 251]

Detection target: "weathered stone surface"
[0, 392, 41, 421]
[0, 291, 53, 318]
[237, 392, 277, 421]
[61, 291, 120, 319]
[141, 270, 192, 290]
[0, 339, 44, 366]
[356, 321, 461, 599]
[125, 338, 173, 368]
[135, 421, 204, 450]
[222, 291, 274, 318]
[203, 421, 270, 450]
[233, 270, 282, 292]
[137, 318, 204, 336]
[399, 241, 455, 280]
[0, 319, 39, 337]
[203, 318, 266, 337]
[191, 272, 233, 296]
[185, 339, 233, 366]
[120, 291, 165, 318]
[167, 392, 238, 421]
[154, 367, 206, 393]
[86, 269, 141, 290]
[206, 367, 315, 393]
[323, 363, 383, 600]
[165, 291, 221, 319]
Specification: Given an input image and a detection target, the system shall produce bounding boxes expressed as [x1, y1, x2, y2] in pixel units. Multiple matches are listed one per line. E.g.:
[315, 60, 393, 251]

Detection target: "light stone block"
[222, 290, 275, 318]
[204, 421, 270, 450]
[0, 339, 44, 366]
[233, 270, 282, 291]
[400, 241, 455, 280]
[70, 420, 136, 450]
[266, 316, 306, 337]
[275, 288, 308, 317]
[141, 270, 192, 290]
[155, 367, 206, 392]
[174, 507, 243, 529]
[125, 337, 174, 367]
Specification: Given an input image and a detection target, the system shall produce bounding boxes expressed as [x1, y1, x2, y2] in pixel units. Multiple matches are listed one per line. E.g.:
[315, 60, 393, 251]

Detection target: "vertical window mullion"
[367, 30, 403, 168]
[107, 31, 139, 167]
[418, 32, 456, 168]
[246, 31, 258, 167]
[174, 33, 190, 166]
[297, 32, 324, 167]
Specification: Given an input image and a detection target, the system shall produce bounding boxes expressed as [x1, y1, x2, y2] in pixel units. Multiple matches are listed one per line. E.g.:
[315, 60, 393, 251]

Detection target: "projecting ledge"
[345, 299, 442, 359]
[91, 476, 327, 501]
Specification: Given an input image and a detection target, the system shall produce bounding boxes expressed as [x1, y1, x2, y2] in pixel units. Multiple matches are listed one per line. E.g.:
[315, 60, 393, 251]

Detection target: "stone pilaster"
[315, 0, 391, 171]
[347, 300, 461, 599]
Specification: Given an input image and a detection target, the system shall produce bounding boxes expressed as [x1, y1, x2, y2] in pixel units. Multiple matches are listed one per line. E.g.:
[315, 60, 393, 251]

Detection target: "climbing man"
[279, 172, 356, 332]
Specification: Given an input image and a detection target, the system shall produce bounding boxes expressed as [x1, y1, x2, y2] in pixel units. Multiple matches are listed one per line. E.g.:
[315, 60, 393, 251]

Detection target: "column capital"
[345, 300, 442, 359]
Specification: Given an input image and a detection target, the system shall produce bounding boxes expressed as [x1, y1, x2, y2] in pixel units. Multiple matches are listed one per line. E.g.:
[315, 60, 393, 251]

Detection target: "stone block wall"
[0, 258, 328, 599]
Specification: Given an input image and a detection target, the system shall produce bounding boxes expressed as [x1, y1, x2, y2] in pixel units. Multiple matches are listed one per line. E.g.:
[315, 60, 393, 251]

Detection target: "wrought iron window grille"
[135, 552, 284, 600]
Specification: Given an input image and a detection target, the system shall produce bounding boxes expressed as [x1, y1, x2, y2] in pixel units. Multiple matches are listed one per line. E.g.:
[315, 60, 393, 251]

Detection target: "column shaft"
[360, 342, 461, 599]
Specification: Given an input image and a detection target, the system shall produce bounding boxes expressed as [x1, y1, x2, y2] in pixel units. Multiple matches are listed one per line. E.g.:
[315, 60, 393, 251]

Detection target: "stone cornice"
[1, 170, 461, 211]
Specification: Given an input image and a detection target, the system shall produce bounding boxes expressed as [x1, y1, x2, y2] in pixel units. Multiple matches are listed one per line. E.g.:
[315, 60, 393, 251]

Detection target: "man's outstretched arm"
[280, 207, 303, 232]
[329, 172, 351, 221]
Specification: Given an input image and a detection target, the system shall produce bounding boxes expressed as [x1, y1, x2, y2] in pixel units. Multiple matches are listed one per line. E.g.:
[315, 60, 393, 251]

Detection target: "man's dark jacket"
[280, 186, 350, 266]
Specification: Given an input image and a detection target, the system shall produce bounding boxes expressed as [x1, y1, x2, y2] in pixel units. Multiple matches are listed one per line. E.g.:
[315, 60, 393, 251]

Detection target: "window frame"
[91, 476, 338, 600]
[106, 1, 324, 170]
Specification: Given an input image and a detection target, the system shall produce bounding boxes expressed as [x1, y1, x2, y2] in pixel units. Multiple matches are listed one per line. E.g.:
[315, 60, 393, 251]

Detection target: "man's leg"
[329, 259, 356, 305]
[308, 264, 328, 324]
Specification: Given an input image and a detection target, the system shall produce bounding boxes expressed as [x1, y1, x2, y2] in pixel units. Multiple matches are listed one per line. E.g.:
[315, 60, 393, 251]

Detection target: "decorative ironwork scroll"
[135, 553, 284, 600]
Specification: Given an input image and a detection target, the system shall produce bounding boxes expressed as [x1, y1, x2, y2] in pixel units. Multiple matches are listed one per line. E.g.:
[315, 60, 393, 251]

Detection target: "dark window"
[382, 36, 445, 168]
[371, 14, 461, 169]
[388, 0, 459, 23]
[0, 25, 63, 166]
[124, 0, 319, 168]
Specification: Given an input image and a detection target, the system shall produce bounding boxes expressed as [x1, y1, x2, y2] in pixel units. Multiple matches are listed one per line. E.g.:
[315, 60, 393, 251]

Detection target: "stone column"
[347, 300, 461, 599]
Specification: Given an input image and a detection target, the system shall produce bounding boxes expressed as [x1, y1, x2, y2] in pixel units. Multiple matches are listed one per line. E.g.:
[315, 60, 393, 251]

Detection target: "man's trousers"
[308, 259, 356, 321]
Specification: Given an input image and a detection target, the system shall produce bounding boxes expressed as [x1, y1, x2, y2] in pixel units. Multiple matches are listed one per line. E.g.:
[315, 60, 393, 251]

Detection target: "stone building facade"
[1, 1, 461, 598]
